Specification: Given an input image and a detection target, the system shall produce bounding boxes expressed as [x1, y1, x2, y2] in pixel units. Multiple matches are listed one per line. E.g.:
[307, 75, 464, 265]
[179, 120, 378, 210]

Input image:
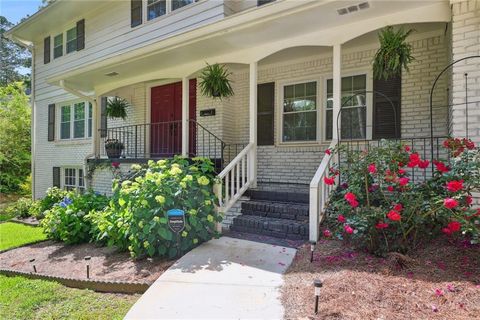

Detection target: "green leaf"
[158, 228, 173, 241]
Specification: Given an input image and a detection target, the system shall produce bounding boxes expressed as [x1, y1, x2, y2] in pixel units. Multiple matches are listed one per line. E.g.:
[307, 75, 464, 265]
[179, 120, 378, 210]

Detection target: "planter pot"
[106, 147, 123, 159]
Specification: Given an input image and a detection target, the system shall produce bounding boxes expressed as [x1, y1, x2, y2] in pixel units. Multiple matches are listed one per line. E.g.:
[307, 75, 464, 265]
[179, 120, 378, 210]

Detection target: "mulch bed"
[0, 241, 174, 284]
[282, 238, 480, 319]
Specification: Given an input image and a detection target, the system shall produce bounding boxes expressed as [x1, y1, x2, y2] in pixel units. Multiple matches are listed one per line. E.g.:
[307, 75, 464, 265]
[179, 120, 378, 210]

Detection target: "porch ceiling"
[48, 0, 450, 96]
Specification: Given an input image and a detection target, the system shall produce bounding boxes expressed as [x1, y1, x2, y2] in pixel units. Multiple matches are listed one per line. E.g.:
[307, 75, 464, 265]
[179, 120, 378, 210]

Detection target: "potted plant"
[106, 97, 129, 120]
[373, 26, 414, 80]
[198, 63, 234, 99]
[105, 139, 124, 159]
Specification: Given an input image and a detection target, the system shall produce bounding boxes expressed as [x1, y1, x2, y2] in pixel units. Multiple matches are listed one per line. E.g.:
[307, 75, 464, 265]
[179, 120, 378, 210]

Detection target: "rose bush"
[88, 156, 221, 259]
[324, 138, 480, 256]
[41, 191, 109, 244]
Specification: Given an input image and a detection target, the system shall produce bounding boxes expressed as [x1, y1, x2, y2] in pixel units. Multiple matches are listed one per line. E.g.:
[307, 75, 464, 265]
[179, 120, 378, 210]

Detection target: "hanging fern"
[106, 97, 129, 120]
[198, 63, 234, 99]
[373, 26, 415, 80]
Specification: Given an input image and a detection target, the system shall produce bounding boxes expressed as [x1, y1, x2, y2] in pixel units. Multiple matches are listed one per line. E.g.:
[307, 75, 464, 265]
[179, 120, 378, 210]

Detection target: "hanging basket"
[106, 97, 129, 120]
[198, 63, 234, 99]
[373, 26, 415, 80]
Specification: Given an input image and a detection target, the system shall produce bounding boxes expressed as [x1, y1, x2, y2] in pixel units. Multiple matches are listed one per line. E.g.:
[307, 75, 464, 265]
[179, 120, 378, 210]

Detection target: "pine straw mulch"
[282, 238, 480, 320]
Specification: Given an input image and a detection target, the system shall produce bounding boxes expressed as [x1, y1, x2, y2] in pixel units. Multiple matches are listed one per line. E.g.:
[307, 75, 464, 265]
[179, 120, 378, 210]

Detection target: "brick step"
[230, 215, 308, 240]
[241, 200, 308, 221]
[245, 189, 309, 204]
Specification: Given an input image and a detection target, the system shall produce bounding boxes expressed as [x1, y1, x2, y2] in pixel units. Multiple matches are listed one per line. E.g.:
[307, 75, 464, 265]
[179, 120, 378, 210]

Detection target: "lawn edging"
[0, 268, 149, 294]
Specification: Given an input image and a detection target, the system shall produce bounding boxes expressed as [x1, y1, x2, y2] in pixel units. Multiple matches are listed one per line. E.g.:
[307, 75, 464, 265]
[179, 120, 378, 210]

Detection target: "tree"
[0, 16, 31, 86]
[0, 82, 31, 193]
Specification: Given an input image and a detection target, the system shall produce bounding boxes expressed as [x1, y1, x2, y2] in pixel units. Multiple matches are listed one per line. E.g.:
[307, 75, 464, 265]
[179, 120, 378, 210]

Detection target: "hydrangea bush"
[324, 138, 480, 256]
[41, 191, 109, 244]
[88, 156, 221, 259]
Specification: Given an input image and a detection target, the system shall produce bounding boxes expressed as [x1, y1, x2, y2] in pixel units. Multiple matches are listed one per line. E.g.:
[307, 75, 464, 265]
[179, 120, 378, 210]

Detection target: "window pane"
[54, 34, 63, 58]
[148, 0, 166, 20]
[306, 82, 316, 96]
[60, 106, 71, 139]
[294, 83, 305, 97]
[326, 79, 333, 95]
[341, 107, 367, 139]
[172, 0, 195, 10]
[283, 111, 316, 142]
[66, 27, 77, 54]
[283, 81, 317, 142]
[74, 103, 85, 138]
[353, 75, 366, 91]
[61, 123, 70, 139]
[284, 85, 294, 99]
[74, 103, 85, 120]
[64, 168, 76, 189]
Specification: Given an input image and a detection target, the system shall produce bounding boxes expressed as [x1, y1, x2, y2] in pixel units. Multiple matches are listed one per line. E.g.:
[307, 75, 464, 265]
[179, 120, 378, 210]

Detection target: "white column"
[249, 62, 258, 187]
[92, 98, 100, 156]
[181, 77, 189, 157]
[332, 44, 342, 140]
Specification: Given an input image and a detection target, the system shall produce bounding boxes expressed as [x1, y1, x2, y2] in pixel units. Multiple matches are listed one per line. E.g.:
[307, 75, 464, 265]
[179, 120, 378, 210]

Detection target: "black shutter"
[76, 19, 85, 51]
[48, 103, 55, 141]
[131, 0, 143, 27]
[257, 82, 275, 146]
[373, 75, 401, 139]
[44, 36, 51, 64]
[53, 167, 61, 188]
[100, 97, 108, 138]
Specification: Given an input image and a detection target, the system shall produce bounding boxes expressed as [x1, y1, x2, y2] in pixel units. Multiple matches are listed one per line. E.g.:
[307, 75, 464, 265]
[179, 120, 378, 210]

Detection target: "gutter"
[58, 80, 98, 188]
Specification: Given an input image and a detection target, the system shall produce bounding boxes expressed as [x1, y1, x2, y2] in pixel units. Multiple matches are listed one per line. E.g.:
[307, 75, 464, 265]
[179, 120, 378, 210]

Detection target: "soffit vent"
[337, 2, 370, 15]
[105, 72, 119, 77]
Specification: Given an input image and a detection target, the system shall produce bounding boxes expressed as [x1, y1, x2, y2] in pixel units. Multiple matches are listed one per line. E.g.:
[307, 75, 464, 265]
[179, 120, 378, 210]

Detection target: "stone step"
[230, 215, 308, 240]
[241, 200, 308, 221]
[245, 189, 309, 204]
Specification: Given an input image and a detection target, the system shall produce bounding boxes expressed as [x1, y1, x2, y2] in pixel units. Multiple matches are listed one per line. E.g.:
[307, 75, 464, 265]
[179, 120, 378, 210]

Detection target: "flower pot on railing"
[105, 139, 124, 159]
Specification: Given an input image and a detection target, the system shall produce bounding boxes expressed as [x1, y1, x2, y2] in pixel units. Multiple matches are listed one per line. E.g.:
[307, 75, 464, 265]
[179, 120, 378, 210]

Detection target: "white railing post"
[181, 77, 189, 157]
[249, 62, 258, 188]
[332, 44, 342, 140]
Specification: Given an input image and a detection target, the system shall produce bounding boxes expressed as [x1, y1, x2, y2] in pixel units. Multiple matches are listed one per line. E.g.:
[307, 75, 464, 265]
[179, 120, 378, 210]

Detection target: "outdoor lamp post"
[314, 279, 323, 314]
[84, 256, 91, 279]
[29, 258, 37, 273]
[310, 241, 316, 263]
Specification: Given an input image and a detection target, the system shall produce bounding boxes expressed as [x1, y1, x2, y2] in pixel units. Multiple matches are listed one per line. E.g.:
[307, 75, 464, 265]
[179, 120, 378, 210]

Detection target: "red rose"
[434, 161, 450, 173]
[111, 162, 121, 168]
[398, 168, 406, 175]
[368, 163, 377, 174]
[387, 210, 401, 221]
[393, 203, 403, 212]
[447, 221, 461, 232]
[325, 149, 332, 155]
[337, 215, 346, 223]
[344, 225, 354, 234]
[324, 176, 335, 185]
[350, 199, 359, 208]
[387, 186, 394, 192]
[466, 196, 473, 205]
[443, 198, 459, 209]
[442, 227, 453, 236]
[344, 192, 356, 202]
[446, 180, 464, 193]
[404, 145, 411, 152]
[399, 177, 410, 186]
[409, 153, 421, 165]
[375, 222, 389, 229]
[464, 139, 475, 150]
[323, 229, 332, 238]
[418, 160, 430, 169]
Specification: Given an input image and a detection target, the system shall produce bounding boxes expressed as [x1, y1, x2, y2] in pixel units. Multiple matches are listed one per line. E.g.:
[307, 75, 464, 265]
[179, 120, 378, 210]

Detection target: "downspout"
[59, 80, 98, 188]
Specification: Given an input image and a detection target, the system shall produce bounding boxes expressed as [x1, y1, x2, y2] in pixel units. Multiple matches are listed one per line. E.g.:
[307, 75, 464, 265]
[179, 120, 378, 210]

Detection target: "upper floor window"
[53, 34, 63, 59]
[147, 0, 167, 20]
[66, 26, 77, 54]
[44, 19, 85, 64]
[136, 0, 197, 25]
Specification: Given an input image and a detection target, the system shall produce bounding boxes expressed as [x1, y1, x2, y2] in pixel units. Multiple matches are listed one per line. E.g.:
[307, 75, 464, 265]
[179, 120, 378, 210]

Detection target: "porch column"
[181, 77, 189, 157]
[249, 62, 258, 187]
[92, 97, 100, 156]
[332, 43, 342, 140]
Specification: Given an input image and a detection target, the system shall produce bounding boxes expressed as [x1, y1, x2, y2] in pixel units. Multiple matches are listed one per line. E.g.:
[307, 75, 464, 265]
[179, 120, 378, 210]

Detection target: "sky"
[1, 0, 43, 24]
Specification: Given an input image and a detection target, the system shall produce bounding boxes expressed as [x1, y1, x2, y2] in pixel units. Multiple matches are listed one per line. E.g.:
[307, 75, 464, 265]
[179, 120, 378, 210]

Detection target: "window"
[172, 0, 195, 11]
[258, 0, 276, 6]
[326, 74, 367, 140]
[53, 34, 63, 58]
[66, 26, 77, 54]
[282, 81, 317, 142]
[59, 102, 92, 140]
[63, 168, 85, 191]
[147, 0, 167, 20]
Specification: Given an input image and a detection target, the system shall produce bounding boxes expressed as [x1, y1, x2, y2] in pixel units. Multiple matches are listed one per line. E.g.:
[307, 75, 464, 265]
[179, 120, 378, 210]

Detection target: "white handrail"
[215, 143, 255, 214]
[309, 140, 338, 241]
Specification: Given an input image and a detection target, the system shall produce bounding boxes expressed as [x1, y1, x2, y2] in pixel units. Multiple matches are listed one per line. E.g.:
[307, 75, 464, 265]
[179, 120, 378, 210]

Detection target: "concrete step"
[230, 215, 308, 240]
[241, 200, 308, 221]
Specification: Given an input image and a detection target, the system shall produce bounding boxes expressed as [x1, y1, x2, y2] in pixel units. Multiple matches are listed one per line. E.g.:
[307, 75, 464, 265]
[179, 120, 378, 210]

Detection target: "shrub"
[88, 157, 221, 258]
[41, 191, 109, 244]
[324, 138, 480, 256]
[32, 187, 68, 219]
[4, 198, 35, 218]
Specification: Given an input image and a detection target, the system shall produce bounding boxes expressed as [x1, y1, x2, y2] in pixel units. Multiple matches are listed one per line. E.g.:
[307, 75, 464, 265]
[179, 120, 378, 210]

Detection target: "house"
[6, 0, 480, 242]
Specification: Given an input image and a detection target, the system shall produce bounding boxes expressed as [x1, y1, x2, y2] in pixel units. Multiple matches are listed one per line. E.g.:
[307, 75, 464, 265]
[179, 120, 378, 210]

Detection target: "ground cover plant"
[89, 156, 222, 258]
[0, 222, 46, 251]
[0, 275, 138, 320]
[323, 138, 480, 256]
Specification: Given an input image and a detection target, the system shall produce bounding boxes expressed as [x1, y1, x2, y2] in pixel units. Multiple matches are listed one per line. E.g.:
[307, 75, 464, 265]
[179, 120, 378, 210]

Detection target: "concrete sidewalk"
[124, 236, 296, 319]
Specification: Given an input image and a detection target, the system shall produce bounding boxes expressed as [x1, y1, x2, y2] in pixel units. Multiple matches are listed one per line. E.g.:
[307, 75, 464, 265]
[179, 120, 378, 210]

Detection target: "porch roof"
[47, 0, 450, 96]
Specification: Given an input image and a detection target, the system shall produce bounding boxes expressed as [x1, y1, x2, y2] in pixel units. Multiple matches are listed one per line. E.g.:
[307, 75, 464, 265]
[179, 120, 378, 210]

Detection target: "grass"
[0, 222, 47, 251]
[0, 275, 139, 320]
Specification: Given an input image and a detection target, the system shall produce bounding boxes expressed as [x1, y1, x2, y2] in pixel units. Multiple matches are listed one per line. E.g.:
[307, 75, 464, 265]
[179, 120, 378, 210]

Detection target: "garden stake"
[314, 279, 323, 314]
[29, 258, 37, 273]
[84, 256, 91, 279]
[309, 241, 316, 263]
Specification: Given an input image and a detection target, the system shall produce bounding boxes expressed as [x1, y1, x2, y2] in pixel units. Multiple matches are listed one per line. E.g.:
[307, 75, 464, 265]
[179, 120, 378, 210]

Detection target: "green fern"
[106, 97, 129, 120]
[198, 63, 234, 99]
[373, 26, 414, 80]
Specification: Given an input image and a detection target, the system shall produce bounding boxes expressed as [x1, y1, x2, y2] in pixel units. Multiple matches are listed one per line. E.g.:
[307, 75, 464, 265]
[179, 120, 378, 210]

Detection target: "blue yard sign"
[167, 209, 185, 233]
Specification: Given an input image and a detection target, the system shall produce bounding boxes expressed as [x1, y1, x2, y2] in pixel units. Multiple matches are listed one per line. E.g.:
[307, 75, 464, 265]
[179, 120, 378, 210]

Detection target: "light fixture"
[310, 240, 316, 263]
[314, 279, 323, 314]
[29, 258, 37, 273]
[85, 256, 91, 279]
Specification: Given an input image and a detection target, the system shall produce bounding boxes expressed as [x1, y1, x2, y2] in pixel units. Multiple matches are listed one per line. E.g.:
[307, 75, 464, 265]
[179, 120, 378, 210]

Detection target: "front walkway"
[125, 237, 296, 319]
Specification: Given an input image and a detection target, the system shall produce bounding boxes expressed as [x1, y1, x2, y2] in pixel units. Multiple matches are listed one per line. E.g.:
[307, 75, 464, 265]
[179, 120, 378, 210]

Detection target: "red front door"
[150, 80, 196, 157]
